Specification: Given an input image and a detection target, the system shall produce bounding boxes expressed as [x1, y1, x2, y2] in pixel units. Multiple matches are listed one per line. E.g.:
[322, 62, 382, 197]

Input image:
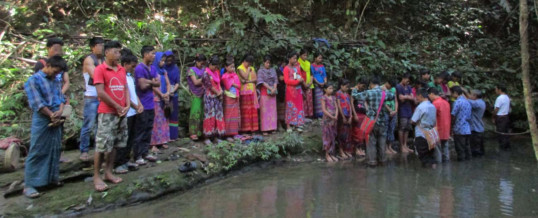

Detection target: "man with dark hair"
[396, 73, 414, 153]
[34, 37, 70, 95]
[411, 88, 438, 168]
[419, 68, 432, 87]
[450, 86, 472, 161]
[133, 45, 159, 164]
[114, 49, 144, 174]
[93, 40, 129, 191]
[79, 37, 105, 161]
[428, 87, 451, 162]
[467, 89, 486, 156]
[494, 84, 511, 150]
[23, 55, 68, 198]
[352, 77, 396, 166]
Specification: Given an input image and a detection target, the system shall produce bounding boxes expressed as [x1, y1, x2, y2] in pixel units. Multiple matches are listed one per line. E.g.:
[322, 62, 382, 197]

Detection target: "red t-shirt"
[432, 97, 451, 140]
[93, 63, 127, 114]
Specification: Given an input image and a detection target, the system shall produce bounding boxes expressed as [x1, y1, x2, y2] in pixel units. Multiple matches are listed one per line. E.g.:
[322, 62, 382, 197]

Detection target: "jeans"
[454, 134, 471, 161]
[79, 97, 99, 153]
[366, 124, 388, 165]
[133, 109, 155, 160]
[471, 131, 485, 156]
[115, 115, 137, 167]
[496, 115, 510, 150]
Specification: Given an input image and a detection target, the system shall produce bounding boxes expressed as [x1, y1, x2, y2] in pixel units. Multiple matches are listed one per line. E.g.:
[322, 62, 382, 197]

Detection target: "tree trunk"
[519, 0, 538, 161]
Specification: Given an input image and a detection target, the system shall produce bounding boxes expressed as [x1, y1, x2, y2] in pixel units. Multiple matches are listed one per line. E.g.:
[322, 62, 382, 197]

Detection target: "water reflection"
[91, 141, 538, 218]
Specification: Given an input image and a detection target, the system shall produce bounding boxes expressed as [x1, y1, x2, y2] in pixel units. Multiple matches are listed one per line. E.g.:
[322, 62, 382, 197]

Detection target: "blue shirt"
[311, 64, 327, 84]
[468, 99, 486, 133]
[411, 100, 437, 138]
[451, 96, 472, 135]
[24, 71, 66, 112]
[396, 84, 413, 118]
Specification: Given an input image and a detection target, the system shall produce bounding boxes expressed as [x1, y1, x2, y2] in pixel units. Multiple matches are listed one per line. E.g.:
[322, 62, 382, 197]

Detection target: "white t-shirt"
[83, 72, 97, 97]
[126, 73, 139, 117]
[494, 94, 510, 116]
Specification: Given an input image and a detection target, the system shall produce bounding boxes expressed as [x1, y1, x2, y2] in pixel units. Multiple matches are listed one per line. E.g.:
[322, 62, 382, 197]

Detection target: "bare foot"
[326, 154, 334, 162]
[330, 155, 339, 162]
[93, 176, 108, 192]
[344, 152, 352, 159]
[104, 173, 123, 184]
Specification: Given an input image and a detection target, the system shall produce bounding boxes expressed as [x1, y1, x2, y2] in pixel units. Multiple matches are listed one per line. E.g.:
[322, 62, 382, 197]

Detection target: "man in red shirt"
[428, 87, 451, 163]
[93, 41, 130, 192]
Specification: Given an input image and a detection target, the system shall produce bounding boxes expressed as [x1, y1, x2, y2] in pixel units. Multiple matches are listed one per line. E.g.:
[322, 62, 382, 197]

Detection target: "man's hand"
[137, 104, 144, 114]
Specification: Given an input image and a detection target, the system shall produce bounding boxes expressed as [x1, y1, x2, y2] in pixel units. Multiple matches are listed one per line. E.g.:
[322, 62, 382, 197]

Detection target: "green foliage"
[206, 133, 307, 173]
[0, 0, 537, 143]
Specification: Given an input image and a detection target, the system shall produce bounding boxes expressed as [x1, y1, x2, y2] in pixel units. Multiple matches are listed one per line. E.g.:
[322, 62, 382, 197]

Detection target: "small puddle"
[89, 139, 538, 217]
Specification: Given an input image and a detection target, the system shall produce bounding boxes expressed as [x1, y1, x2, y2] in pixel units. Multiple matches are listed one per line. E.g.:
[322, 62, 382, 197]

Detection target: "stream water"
[90, 139, 538, 217]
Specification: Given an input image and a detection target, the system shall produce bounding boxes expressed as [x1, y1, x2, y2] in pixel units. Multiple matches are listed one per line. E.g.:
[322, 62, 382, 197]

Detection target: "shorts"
[96, 113, 128, 153]
[399, 117, 412, 131]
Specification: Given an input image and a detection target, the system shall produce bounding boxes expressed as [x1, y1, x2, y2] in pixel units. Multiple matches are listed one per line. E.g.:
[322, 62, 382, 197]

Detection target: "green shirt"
[385, 87, 396, 111]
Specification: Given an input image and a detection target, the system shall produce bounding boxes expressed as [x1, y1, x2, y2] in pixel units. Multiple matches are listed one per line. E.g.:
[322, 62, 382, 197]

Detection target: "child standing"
[322, 83, 338, 162]
[383, 79, 398, 154]
[114, 49, 143, 174]
[336, 79, 353, 159]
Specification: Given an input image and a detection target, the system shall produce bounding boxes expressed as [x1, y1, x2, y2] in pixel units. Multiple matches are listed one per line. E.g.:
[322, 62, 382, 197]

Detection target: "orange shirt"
[432, 97, 451, 140]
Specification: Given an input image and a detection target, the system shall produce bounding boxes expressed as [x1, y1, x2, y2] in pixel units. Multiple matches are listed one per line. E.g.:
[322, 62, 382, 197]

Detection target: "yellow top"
[298, 58, 314, 89]
[237, 64, 257, 93]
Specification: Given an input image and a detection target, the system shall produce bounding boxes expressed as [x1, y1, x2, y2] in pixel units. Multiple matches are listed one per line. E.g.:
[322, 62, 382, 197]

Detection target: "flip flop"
[178, 161, 197, 173]
[105, 176, 123, 184]
[23, 187, 41, 199]
[190, 135, 199, 141]
[114, 165, 129, 174]
[79, 153, 90, 162]
[94, 182, 109, 192]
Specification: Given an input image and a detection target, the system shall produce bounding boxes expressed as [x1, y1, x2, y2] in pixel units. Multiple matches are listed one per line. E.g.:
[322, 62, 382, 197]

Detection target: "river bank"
[0, 122, 323, 217]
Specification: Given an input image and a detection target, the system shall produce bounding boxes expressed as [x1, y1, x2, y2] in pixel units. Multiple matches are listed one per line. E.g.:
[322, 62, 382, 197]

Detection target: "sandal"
[178, 161, 197, 173]
[190, 135, 199, 141]
[114, 165, 129, 174]
[23, 187, 41, 199]
[79, 152, 90, 162]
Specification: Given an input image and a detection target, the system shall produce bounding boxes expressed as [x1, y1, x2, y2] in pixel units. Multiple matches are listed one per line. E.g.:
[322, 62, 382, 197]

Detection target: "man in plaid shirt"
[352, 77, 395, 166]
[23, 55, 67, 198]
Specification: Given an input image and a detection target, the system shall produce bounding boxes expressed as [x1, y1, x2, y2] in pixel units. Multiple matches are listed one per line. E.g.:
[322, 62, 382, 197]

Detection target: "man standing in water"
[79, 37, 104, 161]
[411, 88, 438, 168]
[451, 86, 472, 161]
[467, 90, 486, 156]
[23, 56, 67, 198]
[93, 41, 129, 191]
[493, 84, 511, 150]
[352, 77, 395, 166]
[396, 73, 414, 153]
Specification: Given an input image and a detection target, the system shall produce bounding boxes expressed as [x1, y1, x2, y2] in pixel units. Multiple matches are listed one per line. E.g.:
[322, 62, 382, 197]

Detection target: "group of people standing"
[321, 69, 512, 167]
[22, 36, 512, 198]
